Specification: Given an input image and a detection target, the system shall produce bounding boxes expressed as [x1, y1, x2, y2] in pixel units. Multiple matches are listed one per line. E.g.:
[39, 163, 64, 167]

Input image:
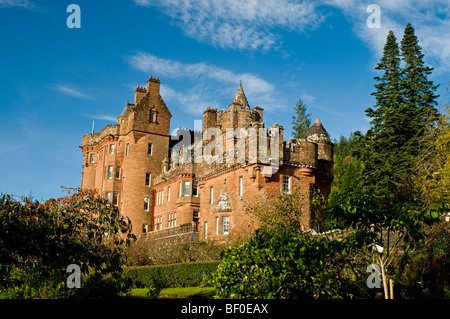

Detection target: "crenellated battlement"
[81, 124, 120, 146]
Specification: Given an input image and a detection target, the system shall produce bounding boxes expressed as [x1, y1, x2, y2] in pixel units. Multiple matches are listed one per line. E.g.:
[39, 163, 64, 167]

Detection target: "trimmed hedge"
[123, 261, 220, 288]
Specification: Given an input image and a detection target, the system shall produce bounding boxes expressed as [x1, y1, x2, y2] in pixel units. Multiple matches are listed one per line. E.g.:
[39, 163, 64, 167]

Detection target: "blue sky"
[0, 0, 449, 201]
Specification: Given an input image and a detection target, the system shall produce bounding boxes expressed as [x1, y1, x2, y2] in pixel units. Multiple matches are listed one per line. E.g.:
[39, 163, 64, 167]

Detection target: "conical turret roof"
[229, 83, 250, 109]
[307, 116, 331, 143]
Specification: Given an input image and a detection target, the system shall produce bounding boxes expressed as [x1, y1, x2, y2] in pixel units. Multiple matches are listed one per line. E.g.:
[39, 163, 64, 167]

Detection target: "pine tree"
[328, 28, 444, 299]
[291, 98, 311, 139]
[363, 30, 409, 196]
[400, 23, 440, 135]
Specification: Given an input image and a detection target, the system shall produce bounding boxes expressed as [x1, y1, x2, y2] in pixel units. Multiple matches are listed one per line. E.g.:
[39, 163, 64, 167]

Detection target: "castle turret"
[229, 83, 250, 110]
[307, 116, 333, 197]
[307, 116, 332, 161]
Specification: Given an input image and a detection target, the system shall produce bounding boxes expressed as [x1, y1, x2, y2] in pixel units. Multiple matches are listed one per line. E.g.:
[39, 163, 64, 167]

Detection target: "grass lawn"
[123, 287, 216, 299]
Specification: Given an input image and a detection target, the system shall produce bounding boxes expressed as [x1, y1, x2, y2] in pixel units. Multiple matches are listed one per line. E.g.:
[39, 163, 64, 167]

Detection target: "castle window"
[222, 216, 229, 235]
[149, 110, 157, 123]
[126, 143, 130, 156]
[155, 217, 161, 230]
[282, 175, 290, 194]
[145, 173, 151, 187]
[192, 182, 198, 197]
[168, 187, 171, 202]
[239, 176, 243, 196]
[115, 166, 121, 179]
[106, 192, 112, 203]
[107, 166, 113, 179]
[109, 144, 115, 154]
[193, 210, 200, 219]
[204, 222, 208, 239]
[147, 143, 153, 155]
[144, 197, 149, 211]
[142, 224, 148, 234]
[168, 212, 176, 228]
[184, 181, 190, 197]
[210, 186, 214, 204]
[89, 153, 95, 163]
[112, 193, 119, 206]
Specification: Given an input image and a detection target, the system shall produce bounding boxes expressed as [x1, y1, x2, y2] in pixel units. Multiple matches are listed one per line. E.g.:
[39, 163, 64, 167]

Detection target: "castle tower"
[307, 116, 332, 161]
[81, 76, 172, 235]
[307, 116, 333, 198]
[120, 76, 172, 234]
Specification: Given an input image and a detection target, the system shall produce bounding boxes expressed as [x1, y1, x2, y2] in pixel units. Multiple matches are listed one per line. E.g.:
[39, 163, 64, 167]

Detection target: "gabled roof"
[119, 103, 134, 118]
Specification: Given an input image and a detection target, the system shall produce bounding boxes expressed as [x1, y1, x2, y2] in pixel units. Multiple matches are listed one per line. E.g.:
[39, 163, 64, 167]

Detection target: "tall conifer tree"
[363, 30, 407, 197]
[291, 98, 311, 139]
[400, 23, 440, 135]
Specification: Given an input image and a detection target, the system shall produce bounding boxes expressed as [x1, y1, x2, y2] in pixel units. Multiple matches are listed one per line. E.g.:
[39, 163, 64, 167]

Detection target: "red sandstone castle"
[80, 76, 333, 241]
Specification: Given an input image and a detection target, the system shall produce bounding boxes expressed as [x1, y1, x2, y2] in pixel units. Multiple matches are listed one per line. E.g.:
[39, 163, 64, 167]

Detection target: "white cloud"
[52, 84, 93, 100]
[126, 52, 285, 114]
[80, 113, 117, 122]
[127, 52, 274, 95]
[0, 0, 33, 8]
[134, 0, 450, 71]
[161, 83, 221, 116]
[324, 0, 450, 71]
[134, 0, 324, 51]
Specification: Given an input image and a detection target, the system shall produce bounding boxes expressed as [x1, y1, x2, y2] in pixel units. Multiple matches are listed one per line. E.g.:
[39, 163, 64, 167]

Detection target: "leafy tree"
[291, 98, 311, 139]
[433, 84, 450, 202]
[245, 188, 308, 233]
[0, 188, 134, 298]
[327, 132, 365, 227]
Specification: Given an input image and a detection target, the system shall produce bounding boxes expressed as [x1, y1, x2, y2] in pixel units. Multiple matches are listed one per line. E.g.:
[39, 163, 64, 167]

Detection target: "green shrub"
[209, 230, 354, 299]
[126, 237, 226, 266]
[123, 261, 220, 289]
